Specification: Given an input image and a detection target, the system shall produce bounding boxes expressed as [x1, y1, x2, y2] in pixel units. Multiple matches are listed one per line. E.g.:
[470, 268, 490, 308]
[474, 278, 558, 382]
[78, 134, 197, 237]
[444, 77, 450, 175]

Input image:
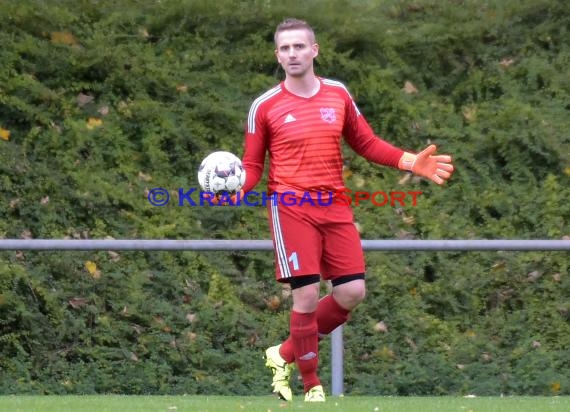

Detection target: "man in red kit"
[240, 18, 454, 402]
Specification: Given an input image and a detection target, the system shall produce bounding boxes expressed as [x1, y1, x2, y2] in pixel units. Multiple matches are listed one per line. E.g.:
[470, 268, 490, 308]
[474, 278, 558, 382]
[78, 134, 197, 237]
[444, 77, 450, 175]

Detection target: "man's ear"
[313, 43, 319, 58]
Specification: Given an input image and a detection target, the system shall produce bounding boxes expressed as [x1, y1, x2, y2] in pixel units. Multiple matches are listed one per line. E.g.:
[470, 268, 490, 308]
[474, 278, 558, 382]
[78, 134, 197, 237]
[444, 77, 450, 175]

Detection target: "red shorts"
[267, 198, 365, 282]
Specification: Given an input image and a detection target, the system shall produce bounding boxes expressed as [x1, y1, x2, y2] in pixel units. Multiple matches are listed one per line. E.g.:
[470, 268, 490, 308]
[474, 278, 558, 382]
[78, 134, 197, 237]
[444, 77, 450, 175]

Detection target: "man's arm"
[241, 106, 268, 193]
[343, 93, 454, 185]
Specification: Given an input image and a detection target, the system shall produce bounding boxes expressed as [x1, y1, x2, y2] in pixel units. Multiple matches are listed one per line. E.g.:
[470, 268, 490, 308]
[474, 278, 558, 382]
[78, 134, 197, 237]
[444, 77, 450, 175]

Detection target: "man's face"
[275, 29, 319, 78]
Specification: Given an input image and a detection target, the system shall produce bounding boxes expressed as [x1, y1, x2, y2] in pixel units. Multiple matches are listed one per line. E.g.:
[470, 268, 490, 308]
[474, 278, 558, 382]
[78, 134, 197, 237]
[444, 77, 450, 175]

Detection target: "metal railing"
[1, 238, 568, 396]
[1, 239, 569, 251]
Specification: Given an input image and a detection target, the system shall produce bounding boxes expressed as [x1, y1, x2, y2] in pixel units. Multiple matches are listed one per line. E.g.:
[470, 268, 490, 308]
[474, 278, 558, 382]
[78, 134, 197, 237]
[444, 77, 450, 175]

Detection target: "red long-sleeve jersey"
[242, 77, 404, 198]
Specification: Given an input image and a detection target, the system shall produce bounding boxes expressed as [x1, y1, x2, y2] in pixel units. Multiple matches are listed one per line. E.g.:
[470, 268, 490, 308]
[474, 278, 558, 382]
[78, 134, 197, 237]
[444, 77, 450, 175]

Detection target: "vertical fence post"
[330, 325, 344, 396]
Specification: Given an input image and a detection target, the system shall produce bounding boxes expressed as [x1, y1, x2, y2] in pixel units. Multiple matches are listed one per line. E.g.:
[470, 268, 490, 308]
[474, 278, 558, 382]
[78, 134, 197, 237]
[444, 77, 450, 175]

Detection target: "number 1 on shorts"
[288, 251, 299, 270]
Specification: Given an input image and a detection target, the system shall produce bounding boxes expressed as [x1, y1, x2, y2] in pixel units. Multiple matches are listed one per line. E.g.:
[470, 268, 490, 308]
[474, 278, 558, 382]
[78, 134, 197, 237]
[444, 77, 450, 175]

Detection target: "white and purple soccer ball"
[197, 151, 246, 195]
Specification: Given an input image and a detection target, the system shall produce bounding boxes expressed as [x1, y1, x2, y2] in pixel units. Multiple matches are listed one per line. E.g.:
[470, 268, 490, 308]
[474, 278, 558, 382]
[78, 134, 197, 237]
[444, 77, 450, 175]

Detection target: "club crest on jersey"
[320, 108, 336, 123]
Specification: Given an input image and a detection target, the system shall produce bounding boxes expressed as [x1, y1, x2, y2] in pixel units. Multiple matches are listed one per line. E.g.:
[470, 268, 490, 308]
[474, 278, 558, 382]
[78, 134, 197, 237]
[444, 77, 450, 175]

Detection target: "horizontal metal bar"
[363, 239, 570, 251]
[0, 239, 568, 251]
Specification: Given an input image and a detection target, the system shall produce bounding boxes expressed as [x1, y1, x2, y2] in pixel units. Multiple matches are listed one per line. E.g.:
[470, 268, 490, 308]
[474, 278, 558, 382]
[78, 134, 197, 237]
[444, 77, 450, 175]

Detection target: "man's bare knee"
[332, 279, 366, 310]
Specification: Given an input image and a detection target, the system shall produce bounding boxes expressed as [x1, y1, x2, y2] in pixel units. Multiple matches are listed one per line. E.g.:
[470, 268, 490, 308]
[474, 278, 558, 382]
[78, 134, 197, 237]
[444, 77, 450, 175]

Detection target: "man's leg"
[279, 276, 366, 360]
[265, 202, 322, 400]
[289, 277, 321, 394]
[273, 208, 367, 394]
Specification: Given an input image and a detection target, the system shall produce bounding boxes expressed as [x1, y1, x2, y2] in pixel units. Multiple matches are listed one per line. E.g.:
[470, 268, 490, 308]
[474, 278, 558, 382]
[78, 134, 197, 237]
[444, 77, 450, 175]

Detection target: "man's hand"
[203, 190, 245, 206]
[398, 144, 454, 185]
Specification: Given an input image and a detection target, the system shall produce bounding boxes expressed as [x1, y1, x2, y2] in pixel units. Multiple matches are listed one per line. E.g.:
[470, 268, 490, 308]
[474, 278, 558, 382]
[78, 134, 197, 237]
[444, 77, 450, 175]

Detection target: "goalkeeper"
[240, 18, 454, 402]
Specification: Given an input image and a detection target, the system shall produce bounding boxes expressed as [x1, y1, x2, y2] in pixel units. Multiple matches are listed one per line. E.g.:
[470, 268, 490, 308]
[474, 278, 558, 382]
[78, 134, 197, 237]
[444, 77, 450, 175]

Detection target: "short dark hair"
[274, 18, 316, 45]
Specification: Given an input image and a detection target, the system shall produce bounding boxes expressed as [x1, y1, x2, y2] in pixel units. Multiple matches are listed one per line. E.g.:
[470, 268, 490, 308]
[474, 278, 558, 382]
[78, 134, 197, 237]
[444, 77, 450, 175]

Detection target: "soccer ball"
[197, 151, 246, 195]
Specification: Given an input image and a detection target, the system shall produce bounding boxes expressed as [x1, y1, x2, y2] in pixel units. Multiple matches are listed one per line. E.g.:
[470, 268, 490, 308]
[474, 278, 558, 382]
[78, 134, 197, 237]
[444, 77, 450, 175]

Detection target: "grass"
[0, 395, 568, 412]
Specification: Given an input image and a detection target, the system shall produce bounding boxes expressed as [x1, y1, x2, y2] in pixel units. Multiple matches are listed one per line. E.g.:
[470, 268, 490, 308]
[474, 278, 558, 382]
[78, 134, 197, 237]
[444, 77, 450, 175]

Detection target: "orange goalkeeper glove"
[398, 144, 454, 185]
[203, 190, 245, 206]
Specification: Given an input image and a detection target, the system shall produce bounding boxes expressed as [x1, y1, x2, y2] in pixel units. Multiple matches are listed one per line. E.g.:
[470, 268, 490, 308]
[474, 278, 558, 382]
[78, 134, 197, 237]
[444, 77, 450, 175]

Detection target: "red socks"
[315, 294, 351, 336]
[278, 295, 351, 392]
[289, 310, 320, 392]
[279, 338, 295, 363]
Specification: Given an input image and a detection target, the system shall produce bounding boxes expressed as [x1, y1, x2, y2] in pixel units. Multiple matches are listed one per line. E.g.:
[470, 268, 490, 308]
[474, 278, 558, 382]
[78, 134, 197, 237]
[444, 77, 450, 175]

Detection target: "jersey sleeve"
[342, 90, 404, 169]
[241, 102, 267, 192]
